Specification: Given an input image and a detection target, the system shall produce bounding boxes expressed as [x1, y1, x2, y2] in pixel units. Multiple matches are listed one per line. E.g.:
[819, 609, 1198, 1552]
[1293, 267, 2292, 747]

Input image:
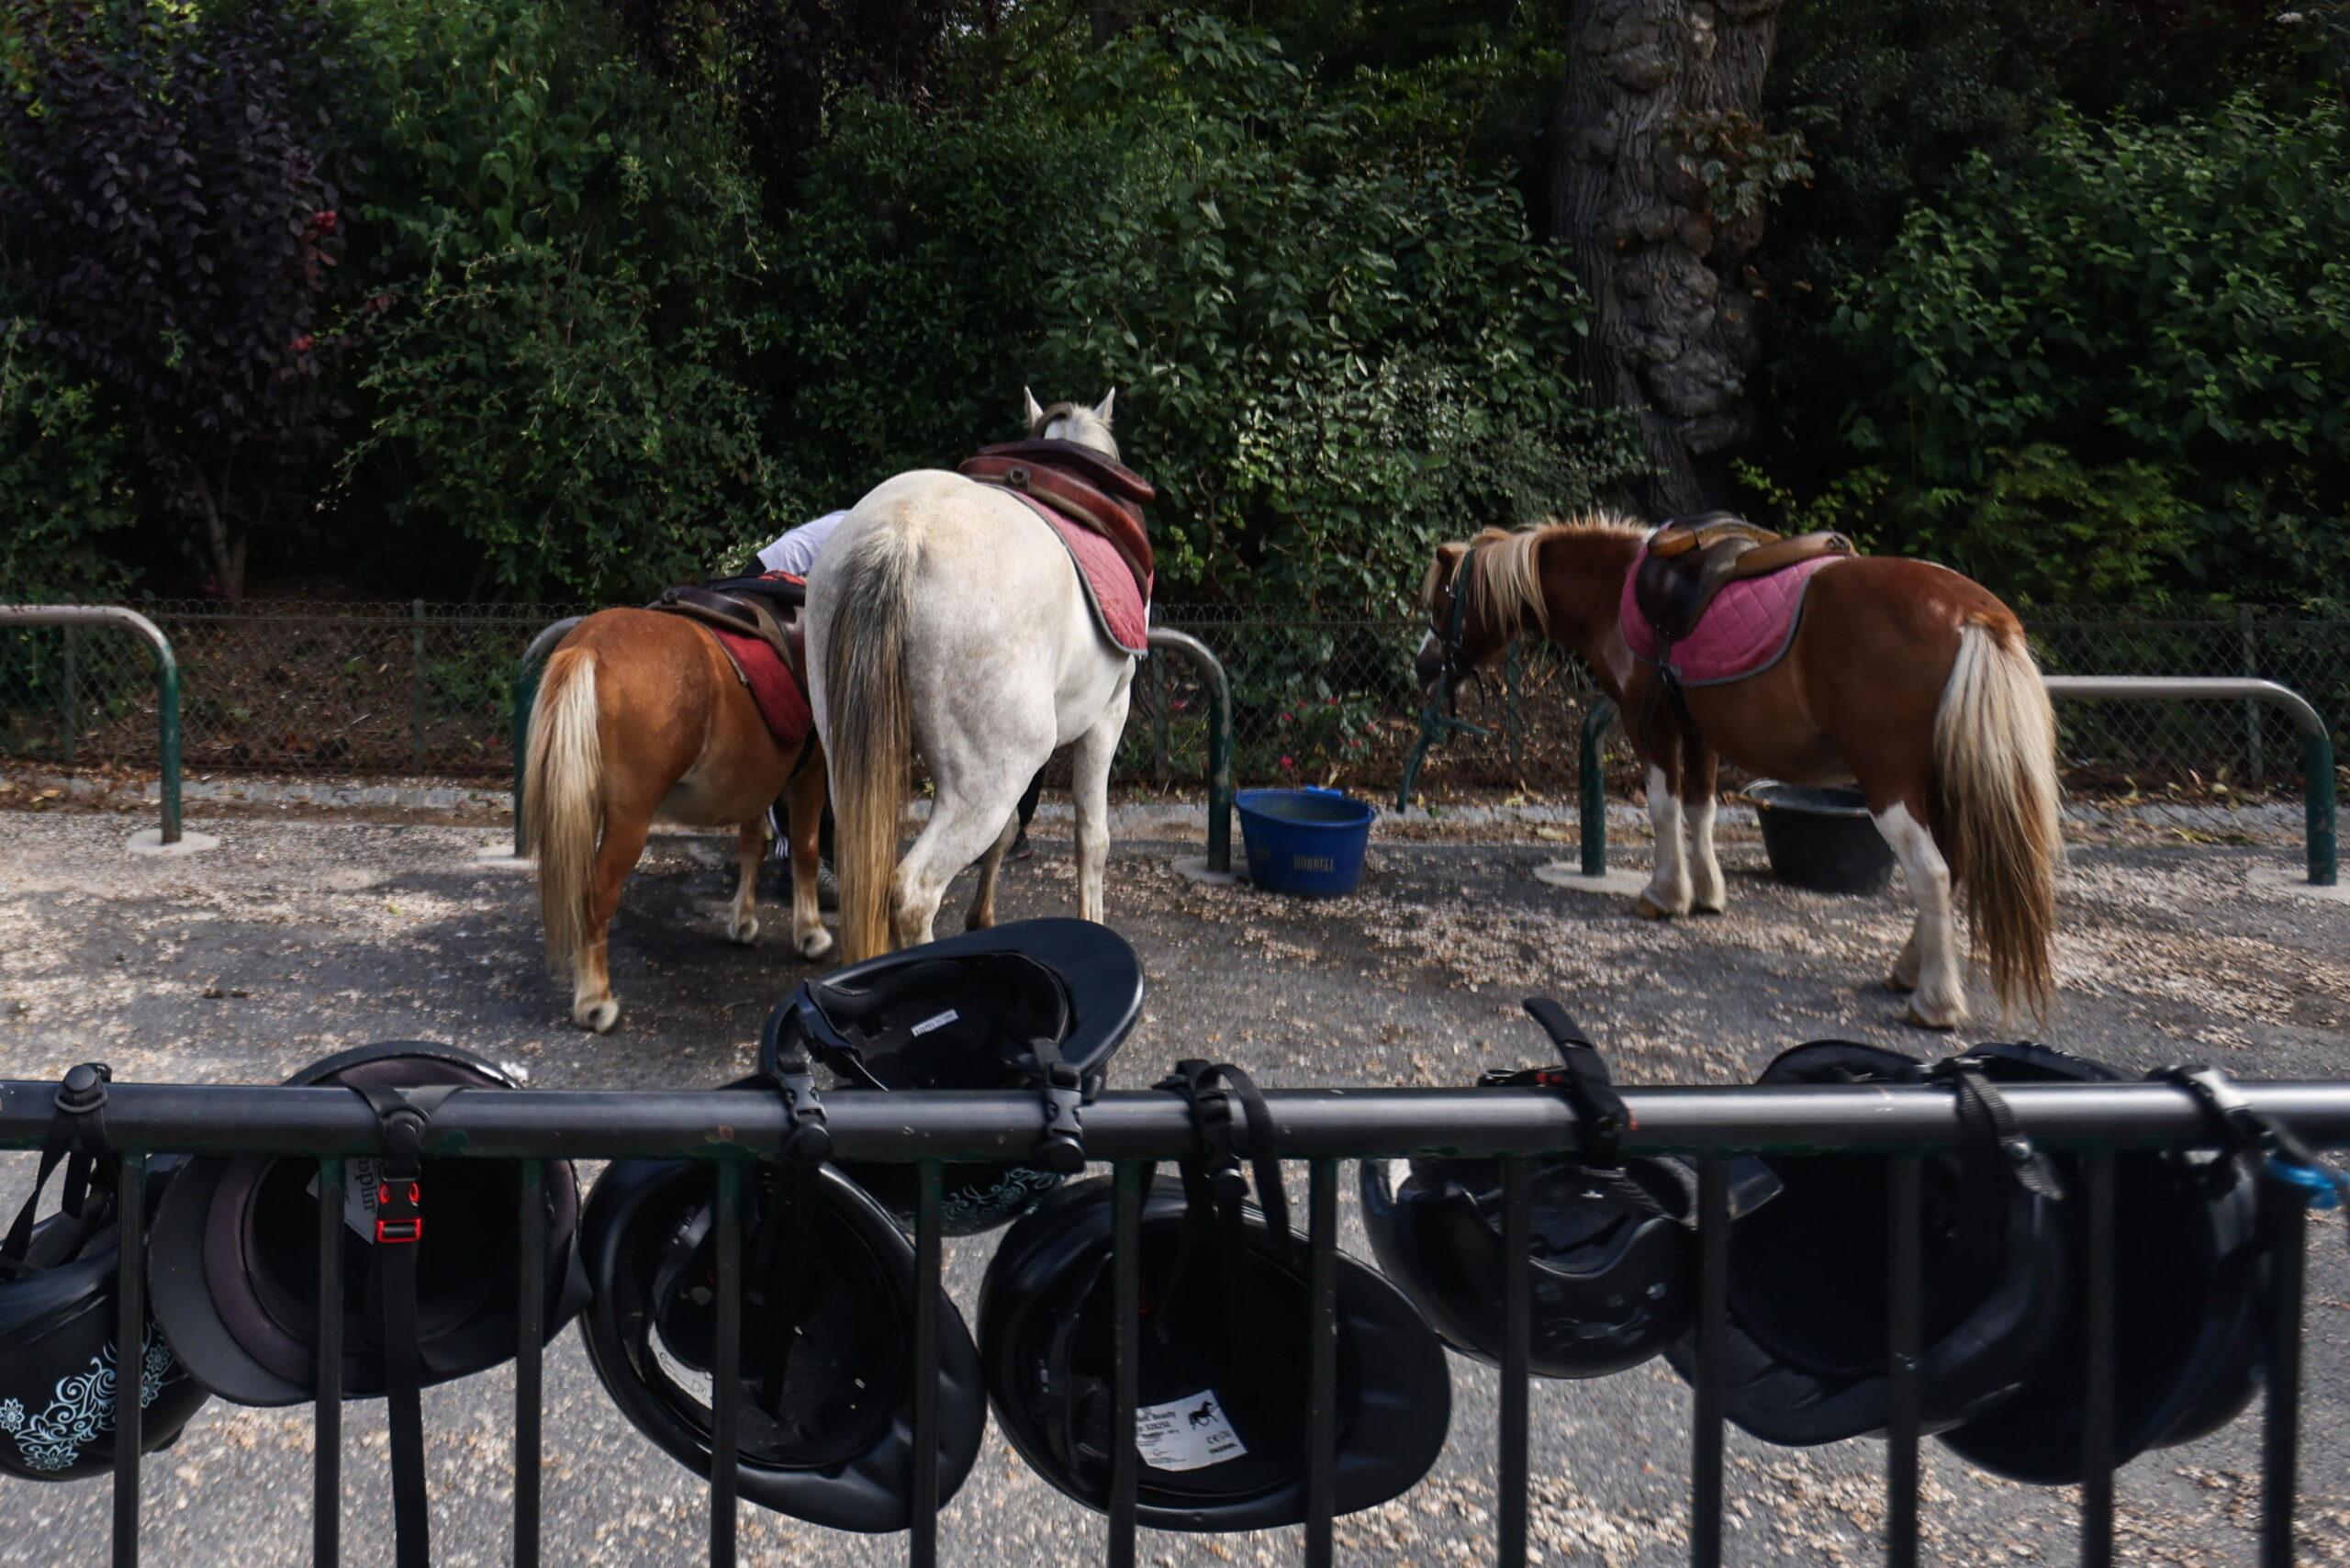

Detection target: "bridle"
[1427, 545, 1494, 741]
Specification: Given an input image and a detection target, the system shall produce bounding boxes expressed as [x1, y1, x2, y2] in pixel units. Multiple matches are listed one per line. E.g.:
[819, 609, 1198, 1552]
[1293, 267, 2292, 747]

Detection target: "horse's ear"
[1422, 541, 1469, 611]
[1023, 386, 1045, 431]
[1092, 387, 1116, 425]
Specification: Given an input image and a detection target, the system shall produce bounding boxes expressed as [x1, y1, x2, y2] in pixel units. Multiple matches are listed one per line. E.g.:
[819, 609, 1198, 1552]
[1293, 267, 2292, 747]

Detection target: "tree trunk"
[1550, 0, 1784, 517]
[194, 473, 246, 600]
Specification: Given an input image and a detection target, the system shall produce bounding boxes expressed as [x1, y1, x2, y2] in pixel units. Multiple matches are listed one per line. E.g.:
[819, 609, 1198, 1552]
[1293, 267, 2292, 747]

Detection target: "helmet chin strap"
[346, 1082, 443, 1568]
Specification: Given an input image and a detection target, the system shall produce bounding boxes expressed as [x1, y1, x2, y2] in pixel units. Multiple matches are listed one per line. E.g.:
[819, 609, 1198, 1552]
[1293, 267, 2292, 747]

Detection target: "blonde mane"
[1418, 513, 1648, 633]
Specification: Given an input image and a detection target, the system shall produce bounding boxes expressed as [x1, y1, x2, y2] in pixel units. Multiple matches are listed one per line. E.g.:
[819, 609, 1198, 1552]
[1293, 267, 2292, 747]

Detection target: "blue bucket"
[1235, 787, 1375, 896]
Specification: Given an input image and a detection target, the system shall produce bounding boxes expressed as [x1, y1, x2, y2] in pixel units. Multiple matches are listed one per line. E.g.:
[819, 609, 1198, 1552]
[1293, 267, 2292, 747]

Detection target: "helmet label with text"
[1135, 1391, 1247, 1472]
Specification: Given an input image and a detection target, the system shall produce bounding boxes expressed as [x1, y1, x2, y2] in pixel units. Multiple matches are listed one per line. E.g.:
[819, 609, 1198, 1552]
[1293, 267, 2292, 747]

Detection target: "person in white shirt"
[748, 509, 851, 577]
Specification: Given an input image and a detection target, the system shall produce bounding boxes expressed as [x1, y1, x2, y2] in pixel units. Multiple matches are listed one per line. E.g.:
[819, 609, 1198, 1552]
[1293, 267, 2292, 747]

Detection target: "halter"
[1393, 545, 1497, 809]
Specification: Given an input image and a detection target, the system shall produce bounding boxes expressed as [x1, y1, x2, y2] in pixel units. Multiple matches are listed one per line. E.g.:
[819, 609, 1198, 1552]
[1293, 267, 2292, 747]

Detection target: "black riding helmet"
[979, 1061, 1451, 1531]
[1360, 1000, 1696, 1379]
[577, 1153, 988, 1532]
[0, 1065, 210, 1482]
[148, 1043, 588, 1568]
[1664, 1041, 2071, 1446]
[1939, 1044, 2270, 1483]
[147, 1043, 588, 1406]
[767, 917, 1143, 1235]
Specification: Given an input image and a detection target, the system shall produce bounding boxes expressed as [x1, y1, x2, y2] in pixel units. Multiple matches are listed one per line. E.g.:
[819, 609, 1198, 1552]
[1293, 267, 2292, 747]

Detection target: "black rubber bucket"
[1748, 782, 1896, 895]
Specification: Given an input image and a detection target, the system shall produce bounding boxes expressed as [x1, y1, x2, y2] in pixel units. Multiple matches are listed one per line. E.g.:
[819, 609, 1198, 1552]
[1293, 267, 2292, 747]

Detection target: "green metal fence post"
[410, 599, 428, 772]
[2304, 728, 2337, 888]
[157, 648, 182, 846]
[1146, 629, 1233, 876]
[1580, 700, 1616, 877]
[60, 623, 78, 767]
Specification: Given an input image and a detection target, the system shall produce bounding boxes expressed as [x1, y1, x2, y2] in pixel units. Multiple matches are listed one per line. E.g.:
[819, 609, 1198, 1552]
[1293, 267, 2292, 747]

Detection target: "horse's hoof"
[728, 915, 760, 946]
[1886, 972, 1919, 995]
[576, 999, 621, 1035]
[1902, 1003, 1962, 1032]
[1632, 895, 1675, 921]
[796, 927, 834, 961]
[1692, 899, 1726, 916]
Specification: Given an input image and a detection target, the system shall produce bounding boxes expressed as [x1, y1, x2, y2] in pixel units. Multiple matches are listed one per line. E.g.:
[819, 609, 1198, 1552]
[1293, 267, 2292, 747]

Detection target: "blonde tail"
[1933, 622, 2062, 1016]
[526, 646, 602, 976]
[825, 525, 916, 962]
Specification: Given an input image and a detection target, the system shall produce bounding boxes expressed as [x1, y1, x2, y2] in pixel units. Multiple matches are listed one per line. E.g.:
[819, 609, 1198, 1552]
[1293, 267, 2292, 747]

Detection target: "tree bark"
[1550, 0, 1784, 516]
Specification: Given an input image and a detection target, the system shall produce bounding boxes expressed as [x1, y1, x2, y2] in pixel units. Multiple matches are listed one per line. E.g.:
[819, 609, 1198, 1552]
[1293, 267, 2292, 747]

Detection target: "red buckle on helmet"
[375, 1178, 423, 1244]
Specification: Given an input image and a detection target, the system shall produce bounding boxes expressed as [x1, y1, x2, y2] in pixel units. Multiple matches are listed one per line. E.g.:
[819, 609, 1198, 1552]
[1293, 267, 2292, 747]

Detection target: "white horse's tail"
[527, 645, 602, 976]
[826, 523, 917, 963]
[1933, 620, 2062, 1017]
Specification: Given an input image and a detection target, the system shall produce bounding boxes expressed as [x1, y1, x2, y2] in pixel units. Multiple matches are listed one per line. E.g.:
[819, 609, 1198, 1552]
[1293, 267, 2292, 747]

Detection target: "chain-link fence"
[2, 598, 2344, 801]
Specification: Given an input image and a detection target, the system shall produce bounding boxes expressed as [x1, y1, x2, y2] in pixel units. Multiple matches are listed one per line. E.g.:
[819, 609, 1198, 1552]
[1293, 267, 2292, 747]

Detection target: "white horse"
[809, 389, 1137, 961]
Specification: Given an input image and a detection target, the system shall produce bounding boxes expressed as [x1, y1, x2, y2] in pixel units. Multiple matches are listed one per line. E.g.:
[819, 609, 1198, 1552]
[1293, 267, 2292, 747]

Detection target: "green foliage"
[1820, 97, 2350, 606]
[770, 16, 1643, 612]
[0, 325, 137, 599]
[337, 0, 786, 599]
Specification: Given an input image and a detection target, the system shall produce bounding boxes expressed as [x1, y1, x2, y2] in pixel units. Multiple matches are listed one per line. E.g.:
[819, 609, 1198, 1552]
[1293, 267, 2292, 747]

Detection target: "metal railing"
[0, 605, 183, 844]
[507, 620, 1237, 873]
[1572, 677, 2341, 885]
[5, 1071, 2344, 1568]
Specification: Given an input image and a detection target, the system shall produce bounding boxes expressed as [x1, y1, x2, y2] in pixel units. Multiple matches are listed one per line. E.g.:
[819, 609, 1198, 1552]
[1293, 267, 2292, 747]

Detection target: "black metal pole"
[912, 1161, 943, 1568]
[1306, 1159, 1338, 1568]
[514, 1159, 545, 1568]
[315, 1158, 343, 1568]
[1885, 1158, 1921, 1568]
[711, 1161, 743, 1567]
[1498, 1157, 1532, 1568]
[1108, 1162, 1143, 1568]
[2081, 1153, 2116, 1568]
[1691, 1159, 1729, 1568]
[112, 1151, 145, 1568]
[2259, 1175, 2307, 1568]
[19, 1081, 2350, 1162]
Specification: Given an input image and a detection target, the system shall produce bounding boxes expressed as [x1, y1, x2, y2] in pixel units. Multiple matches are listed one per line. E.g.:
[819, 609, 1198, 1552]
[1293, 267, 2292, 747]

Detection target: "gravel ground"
[0, 808, 2344, 1566]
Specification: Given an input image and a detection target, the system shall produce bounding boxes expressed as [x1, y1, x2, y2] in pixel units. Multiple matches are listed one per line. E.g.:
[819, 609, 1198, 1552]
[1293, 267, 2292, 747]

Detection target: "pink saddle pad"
[1006, 491, 1151, 655]
[1619, 555, 1841, 686]
[711, 626, 812, 745]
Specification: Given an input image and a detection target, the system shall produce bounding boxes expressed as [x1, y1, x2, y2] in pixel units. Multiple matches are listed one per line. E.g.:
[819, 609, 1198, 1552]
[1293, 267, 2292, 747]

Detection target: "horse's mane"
[1418, 513, 1647, 633]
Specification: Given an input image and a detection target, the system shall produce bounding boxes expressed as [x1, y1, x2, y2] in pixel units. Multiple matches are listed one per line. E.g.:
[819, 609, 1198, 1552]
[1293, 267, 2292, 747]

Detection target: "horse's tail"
[1933, 619, 2062, 1017]
[527, 644, 602, 977]
[825, 522, 917, 963]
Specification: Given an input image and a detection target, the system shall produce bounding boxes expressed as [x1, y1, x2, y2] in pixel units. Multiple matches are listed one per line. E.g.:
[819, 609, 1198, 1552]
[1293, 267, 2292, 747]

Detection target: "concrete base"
[128, 827, 218, 857]
[474, 845, 532, 868]
[2248, 865, 2348, 905]
[1532, 862, 1647, 897]
[1173, 855, 1248, 887]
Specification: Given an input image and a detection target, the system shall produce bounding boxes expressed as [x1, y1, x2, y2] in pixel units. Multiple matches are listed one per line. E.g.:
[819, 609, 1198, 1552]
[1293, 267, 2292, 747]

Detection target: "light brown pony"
[525, 610, 832, 1033]
[1417, 515, 2062, 1028]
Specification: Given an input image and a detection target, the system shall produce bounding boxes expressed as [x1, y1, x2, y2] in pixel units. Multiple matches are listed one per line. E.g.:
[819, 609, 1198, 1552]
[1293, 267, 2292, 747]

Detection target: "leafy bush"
[336, 0, 786, 600]
[0, 325, 138, 599]
[767, 16, 1642, 612]
[1816, 96, 2350, 606]
[0, 0, 358, 599]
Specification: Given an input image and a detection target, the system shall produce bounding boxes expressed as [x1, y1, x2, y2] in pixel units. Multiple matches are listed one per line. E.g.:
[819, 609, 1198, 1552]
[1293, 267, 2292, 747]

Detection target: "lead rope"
[350, 1082, 432, 1568]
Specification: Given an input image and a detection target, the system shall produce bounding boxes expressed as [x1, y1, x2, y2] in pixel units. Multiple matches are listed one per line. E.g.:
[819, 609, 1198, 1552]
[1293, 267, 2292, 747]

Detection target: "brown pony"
[524, 610, 831, 1033]
[1417, 516, 2062, 1028]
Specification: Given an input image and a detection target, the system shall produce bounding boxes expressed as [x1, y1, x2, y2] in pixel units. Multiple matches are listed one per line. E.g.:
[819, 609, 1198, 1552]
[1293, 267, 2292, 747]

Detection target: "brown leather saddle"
[649, 577, 808, 691]
[1632, 512, 1855, 645]
[958, 438, 1155, 600]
